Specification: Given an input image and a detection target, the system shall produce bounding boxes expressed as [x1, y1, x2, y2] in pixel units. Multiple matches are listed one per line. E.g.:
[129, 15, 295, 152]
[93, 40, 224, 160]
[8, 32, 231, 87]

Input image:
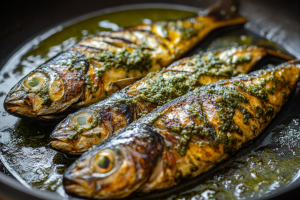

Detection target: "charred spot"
[114, 103, 130, 114]
[128, 125, 163, 162]
[101, 105, 134, 133]
[108, 36, 135, 45]
[130, 29, 169, 52]
[206, 124, 217, 141]
[129, 29, 156, 36]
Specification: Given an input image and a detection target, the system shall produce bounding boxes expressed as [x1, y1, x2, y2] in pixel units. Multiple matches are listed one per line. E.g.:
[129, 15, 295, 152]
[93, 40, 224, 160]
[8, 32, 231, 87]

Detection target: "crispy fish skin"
[63, 61, 300, 199]
[49, 46, 291, 155]
[4, 7, 247, 121]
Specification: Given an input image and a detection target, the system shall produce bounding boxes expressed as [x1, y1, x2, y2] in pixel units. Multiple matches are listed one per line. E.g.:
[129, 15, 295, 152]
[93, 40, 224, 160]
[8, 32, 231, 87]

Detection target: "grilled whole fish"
[3, 1, 247, 121]
[63, 61, 300, 199]
[49, 46, 292, 155]
[64, 61, 300, 199]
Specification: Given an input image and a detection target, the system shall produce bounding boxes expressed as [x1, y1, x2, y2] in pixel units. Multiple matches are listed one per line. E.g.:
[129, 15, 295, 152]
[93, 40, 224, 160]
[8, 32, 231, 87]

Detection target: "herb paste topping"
[135, 51, 250, 106]
[90, 48, 152, 77]
[157, 67, 289, 155]
[158, 19, 202, 40]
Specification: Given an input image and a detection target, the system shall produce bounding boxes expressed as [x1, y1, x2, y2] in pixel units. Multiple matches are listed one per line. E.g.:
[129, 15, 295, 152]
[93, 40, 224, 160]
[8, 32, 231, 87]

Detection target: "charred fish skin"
[63, 62, 300, 199]
[49, 46, 293, 156]
[4, 1, 247, 121]
[64, 123, 164, 199]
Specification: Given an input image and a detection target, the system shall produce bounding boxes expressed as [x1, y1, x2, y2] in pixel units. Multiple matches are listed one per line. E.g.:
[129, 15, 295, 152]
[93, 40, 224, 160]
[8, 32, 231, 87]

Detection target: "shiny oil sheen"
[0, 6, 300, 200]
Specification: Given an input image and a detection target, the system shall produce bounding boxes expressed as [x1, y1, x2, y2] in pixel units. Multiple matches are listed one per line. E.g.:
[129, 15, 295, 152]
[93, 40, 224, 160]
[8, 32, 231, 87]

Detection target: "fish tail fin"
[202, 0, 239, 20]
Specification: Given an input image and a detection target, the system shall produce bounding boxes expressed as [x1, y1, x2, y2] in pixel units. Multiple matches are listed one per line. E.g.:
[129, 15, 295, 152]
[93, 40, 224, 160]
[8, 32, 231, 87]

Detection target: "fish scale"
[63, 61, 300, 199]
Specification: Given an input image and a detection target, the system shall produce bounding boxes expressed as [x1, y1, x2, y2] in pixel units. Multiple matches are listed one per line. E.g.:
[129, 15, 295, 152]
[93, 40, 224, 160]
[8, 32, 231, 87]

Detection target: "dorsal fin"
[203, 0, 239, 20]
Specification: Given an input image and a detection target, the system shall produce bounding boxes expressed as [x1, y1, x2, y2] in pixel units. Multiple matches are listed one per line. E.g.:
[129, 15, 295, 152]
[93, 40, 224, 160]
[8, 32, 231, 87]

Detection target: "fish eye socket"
[24, 72, 46, 90]
[73, 111, 94, 128]
[98, 156, 110, 169]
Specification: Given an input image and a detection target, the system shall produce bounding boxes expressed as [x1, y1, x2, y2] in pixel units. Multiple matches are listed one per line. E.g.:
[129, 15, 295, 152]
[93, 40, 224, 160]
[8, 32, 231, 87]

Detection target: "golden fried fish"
[4, 0, 247, 121]
[63, 60, 300, 199]
[49, 46, 292, 155]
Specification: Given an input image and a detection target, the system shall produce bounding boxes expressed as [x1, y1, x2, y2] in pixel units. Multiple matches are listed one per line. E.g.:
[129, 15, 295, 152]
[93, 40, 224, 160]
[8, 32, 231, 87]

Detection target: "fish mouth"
[48, 139, 79, 156]
[4, 100, 27, 113]
[49, 129, 81, 156]
[49, 135, 95, 156]
[63, 169, 95, 198]
[63, 155, 99, 198]
[4, 92, 69, 122]
[4, 100, 67, 121]
[4, 91, 33, 117]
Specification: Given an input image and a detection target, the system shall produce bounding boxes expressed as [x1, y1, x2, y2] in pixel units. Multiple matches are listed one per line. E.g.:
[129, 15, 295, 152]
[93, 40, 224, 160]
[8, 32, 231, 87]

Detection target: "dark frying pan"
[1, 0, 300, 199]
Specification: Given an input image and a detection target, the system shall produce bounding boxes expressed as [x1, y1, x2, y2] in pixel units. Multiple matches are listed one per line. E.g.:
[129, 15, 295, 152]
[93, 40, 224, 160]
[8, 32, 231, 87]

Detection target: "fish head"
[64, 146, 146, 199]
[4, 51, 88, 121]
[49, 106, 105, 155]
[63, 125, 164, 199]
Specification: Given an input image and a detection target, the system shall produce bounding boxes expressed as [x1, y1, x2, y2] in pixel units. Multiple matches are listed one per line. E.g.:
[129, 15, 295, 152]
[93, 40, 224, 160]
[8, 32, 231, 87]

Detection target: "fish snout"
[63, 156, 97, 198]
[63, 176, 95, 198]
[4, 91, 31, 114]
[5, 90, 25, 103]
[49, 123, 80, 155]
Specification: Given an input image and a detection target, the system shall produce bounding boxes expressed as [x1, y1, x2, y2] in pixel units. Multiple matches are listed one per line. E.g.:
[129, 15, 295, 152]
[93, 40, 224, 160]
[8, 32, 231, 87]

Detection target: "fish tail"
[203, 0, 239, 20]
[266, 49, 294, 61]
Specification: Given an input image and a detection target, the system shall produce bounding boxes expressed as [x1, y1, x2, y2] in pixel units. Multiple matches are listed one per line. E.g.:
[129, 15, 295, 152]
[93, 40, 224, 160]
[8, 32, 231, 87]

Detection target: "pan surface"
[1, 1, 300, 200]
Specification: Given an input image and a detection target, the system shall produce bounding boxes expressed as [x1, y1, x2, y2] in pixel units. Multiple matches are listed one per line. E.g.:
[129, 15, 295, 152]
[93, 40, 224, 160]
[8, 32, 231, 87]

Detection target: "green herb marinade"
[136, 52, 248, 106]
[90, 48, 152, 77]
[172, 119, 300, 200]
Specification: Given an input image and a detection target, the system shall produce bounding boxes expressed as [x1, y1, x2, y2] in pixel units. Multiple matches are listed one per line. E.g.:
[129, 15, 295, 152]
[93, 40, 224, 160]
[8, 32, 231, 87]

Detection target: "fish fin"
[203, 0, 239, 20]
[109, 77, 141, 90]
[266, 49, 294, 61]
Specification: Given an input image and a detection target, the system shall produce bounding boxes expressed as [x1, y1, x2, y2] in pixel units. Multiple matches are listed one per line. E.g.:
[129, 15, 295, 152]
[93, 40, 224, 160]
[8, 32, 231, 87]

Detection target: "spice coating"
[49, 46, 292, 155]
[63, 61, 300, 199]
[4, 8, 247, 121]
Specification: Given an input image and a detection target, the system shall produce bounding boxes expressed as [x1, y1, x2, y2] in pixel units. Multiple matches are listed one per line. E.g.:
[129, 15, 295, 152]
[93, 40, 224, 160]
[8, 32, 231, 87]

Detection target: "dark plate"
[1, 0, 300, 200]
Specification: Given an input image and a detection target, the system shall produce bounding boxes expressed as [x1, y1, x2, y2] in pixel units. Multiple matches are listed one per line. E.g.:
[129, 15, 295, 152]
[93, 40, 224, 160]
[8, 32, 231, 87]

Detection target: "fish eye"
[77, 116, 87, 126]
[73, 111, 94, 128]
[93, 150, 115, 173]
[23, 72, 46, 90]
[98, 156, 110, 169]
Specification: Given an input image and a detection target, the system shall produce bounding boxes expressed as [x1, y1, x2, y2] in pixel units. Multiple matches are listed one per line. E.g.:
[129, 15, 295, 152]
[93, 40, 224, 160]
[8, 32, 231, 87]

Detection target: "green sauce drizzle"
[136, 51, 247, 106]
[91, 48, 152, 77]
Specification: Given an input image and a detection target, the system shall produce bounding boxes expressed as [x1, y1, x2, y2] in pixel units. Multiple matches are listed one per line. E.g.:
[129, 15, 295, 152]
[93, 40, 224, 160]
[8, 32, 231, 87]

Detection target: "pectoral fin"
[109, 77, 141, 90]
[107, 77, 142, 96]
